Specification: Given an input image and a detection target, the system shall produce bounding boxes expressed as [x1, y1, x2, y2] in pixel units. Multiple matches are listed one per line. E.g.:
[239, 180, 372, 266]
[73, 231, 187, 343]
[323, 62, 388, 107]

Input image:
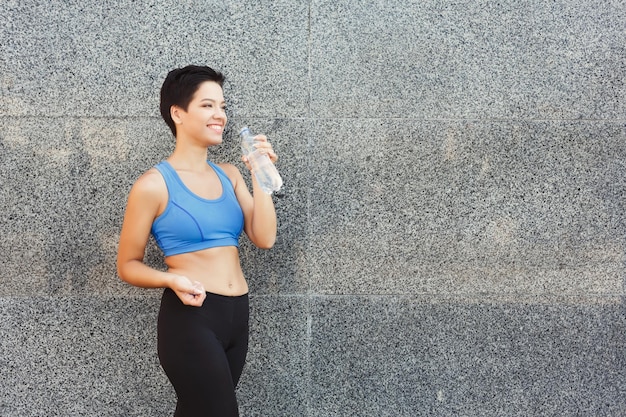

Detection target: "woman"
[117, 65, 278, 417]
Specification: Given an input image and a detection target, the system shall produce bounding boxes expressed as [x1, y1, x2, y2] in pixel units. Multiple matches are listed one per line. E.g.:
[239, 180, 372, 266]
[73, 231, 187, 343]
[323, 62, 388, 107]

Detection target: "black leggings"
[157, 288, 249, 417]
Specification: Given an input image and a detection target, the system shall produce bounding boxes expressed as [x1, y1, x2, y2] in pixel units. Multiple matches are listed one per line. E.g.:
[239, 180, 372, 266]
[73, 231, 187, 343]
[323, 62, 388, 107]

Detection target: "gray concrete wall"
[1, 1, 625, 416]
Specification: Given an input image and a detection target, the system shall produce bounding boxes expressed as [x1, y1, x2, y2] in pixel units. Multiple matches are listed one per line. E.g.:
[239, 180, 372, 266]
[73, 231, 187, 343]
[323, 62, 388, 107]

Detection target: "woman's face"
[174, 81, 227, 145]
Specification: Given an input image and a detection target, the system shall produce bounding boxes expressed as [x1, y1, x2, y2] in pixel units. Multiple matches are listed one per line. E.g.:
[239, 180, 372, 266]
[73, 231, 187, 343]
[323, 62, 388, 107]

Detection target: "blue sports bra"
[151, 160, 244, 256]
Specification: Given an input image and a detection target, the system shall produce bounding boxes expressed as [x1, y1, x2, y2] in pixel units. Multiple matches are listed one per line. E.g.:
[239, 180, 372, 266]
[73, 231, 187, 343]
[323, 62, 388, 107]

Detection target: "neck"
[168, 141, 210, 172]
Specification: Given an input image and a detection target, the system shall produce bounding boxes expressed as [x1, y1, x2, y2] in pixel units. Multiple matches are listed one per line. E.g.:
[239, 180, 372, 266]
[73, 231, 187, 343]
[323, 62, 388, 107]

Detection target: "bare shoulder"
[216, 162, 244, 185]
[129, 167, 167, 201]
[216, 162, 240, 176]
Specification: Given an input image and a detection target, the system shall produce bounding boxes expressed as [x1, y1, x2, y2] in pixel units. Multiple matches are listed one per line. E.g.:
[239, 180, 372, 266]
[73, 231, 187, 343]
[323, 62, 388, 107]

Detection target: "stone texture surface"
[310, 0, 626, 119]
[1, 0, 625, 416]
[1, 0, 309, 119]
[0, 296, 173, 416]
[310, 295, 626, 417]
[308, 119, 626, 295]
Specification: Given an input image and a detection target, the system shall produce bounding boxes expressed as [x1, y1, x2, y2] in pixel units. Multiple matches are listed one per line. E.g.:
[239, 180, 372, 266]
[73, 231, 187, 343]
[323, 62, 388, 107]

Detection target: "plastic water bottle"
[240, 127, 283, 194]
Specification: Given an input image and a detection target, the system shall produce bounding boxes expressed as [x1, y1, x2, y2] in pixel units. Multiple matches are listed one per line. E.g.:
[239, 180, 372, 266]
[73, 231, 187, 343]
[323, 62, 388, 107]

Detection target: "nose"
[215, 107, 227, 120]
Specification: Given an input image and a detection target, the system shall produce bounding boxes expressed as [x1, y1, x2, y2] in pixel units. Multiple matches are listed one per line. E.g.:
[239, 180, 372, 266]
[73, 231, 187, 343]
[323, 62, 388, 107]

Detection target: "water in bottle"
[240, 127, 283, 194]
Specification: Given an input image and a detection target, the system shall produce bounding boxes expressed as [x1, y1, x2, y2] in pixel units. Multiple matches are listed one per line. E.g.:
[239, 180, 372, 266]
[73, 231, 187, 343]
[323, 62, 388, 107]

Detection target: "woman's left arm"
[221, 134, 278, 249]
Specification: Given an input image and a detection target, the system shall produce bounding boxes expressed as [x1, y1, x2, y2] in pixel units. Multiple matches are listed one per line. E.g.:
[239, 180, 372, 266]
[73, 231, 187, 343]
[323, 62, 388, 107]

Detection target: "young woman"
[117, 65, 278, 417]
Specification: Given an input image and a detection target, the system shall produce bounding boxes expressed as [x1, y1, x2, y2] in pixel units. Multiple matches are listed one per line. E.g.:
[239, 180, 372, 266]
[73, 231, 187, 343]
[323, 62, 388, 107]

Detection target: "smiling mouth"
[208, 124, 224, 133]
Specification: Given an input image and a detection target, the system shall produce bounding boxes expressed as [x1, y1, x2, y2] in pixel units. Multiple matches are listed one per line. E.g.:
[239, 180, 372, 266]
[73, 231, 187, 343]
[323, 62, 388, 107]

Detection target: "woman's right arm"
[116, 170, 205, 306]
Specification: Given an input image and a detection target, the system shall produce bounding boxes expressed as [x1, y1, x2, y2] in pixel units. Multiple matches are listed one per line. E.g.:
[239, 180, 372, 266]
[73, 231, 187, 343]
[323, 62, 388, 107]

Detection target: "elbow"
[258, 242, 275, 250]
[248, 225, 277, 249]
[116, 260, 131, 284]
[117, 266, 127, 283]
[254, 235, 276, 250]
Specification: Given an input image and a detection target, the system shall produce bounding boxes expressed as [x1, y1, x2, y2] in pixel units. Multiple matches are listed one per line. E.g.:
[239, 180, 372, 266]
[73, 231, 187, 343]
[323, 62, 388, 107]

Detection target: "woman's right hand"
[170, 275, 206, 307]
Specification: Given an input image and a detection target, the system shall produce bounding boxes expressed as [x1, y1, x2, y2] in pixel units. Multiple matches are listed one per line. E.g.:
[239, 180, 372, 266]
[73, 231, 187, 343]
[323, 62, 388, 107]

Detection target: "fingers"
[184, 281, 206, 306]
[180, 287, 205, 306]
[171, 275, 206, 306]
[268, 149, 278, 163]
[241, 155, 252, 171]
[180, 294, 205, 307]
[190, 281, 205, 295]
[185, 291, 206, 307]
[253, 135, 279, 163]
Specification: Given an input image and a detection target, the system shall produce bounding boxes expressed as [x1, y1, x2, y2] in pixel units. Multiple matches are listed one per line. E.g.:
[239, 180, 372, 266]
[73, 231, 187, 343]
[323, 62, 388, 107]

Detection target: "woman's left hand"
[242, 134, 278, 170]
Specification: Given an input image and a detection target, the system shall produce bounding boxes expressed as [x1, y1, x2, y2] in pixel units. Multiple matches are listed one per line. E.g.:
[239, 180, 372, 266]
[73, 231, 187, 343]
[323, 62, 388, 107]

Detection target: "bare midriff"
[165, 246, 248, 296]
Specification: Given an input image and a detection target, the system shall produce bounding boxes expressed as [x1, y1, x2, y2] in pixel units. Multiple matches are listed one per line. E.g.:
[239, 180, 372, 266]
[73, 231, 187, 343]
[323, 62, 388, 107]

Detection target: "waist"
[165, 246, 247, 296]
[163, 287, 248, 301]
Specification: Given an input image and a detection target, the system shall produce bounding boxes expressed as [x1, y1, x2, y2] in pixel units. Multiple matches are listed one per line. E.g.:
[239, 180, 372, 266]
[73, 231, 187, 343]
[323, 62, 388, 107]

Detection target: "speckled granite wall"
[1, 1, 625, 416]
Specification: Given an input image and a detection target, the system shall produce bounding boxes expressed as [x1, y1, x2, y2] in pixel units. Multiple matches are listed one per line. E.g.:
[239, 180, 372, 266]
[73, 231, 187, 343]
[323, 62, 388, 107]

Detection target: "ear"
[170, 105, 183, 125]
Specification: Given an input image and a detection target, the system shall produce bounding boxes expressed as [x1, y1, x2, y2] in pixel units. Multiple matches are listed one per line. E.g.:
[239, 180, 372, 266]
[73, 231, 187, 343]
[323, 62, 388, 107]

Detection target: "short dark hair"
[159, 65, 225, 136]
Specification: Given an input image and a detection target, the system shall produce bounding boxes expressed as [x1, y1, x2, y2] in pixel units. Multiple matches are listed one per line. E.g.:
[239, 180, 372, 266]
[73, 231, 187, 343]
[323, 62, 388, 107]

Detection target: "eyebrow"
[199, 98, 226, 104]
